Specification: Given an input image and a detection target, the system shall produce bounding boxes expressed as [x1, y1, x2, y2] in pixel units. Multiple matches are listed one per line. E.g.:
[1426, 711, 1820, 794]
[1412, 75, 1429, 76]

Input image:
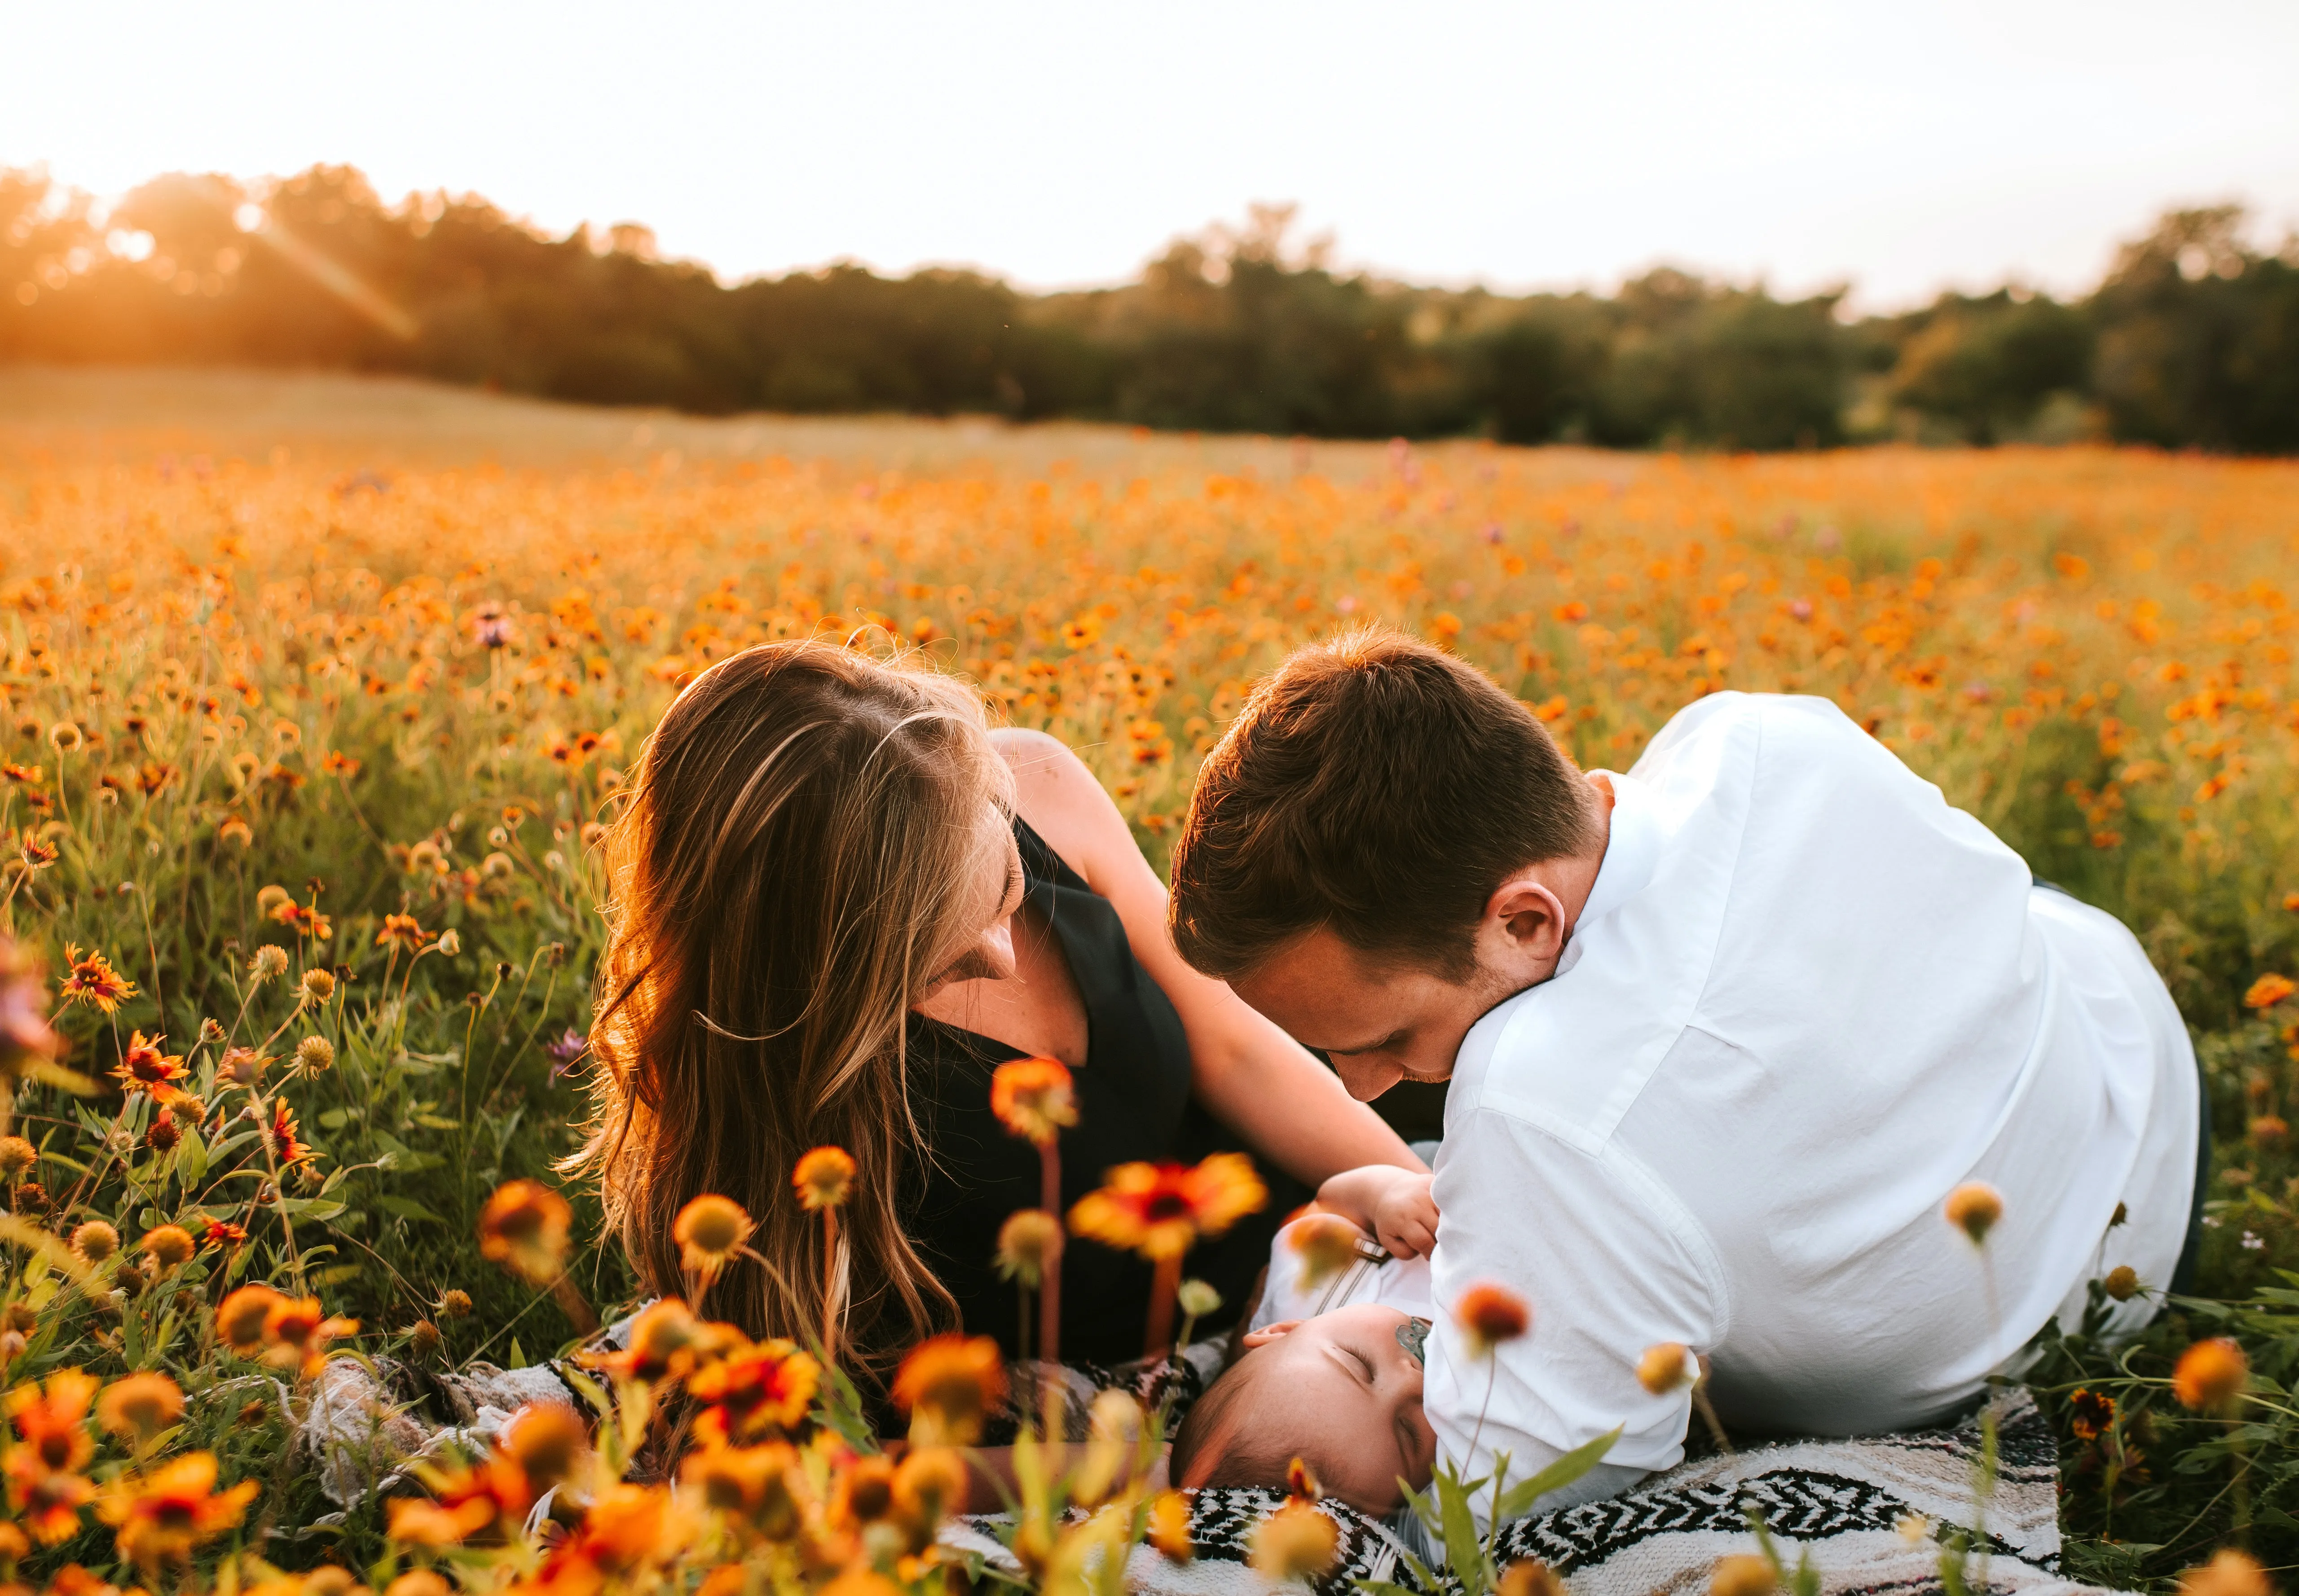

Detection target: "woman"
[571, 640, 1418, 1412]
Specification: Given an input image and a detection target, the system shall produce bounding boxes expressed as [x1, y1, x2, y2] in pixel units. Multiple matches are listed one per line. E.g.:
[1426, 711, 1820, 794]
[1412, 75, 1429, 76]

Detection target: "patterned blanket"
[300, 1337, 2110, 1596]
[946, 1390, 2115, 1596]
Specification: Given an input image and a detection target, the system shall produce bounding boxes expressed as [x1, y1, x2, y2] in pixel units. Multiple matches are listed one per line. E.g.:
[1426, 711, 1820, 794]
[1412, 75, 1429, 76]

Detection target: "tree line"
[4, 167, 2295, 453]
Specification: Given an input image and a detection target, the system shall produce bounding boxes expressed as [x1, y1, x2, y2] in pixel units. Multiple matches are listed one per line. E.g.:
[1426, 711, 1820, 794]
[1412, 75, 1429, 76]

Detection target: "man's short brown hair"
[1169, 629, 1597, 980]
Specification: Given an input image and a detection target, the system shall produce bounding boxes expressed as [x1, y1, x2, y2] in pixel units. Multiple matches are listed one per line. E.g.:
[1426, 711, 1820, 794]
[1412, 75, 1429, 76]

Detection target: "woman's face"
[918, 804, 1025, 998]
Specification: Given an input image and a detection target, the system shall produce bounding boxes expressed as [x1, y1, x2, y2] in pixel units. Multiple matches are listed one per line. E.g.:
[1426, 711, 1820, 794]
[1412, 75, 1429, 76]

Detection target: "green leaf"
[412, 1113, 462, 1132]
[561, 1365, 613, 1421]
[1493, 1425, 1624, 1522]
[29, 1062, 100, 1096]
[810, 1354, 879, 1453]
[1433, 1464, 1490, 1595]
[173, 1129, 208, 1187]
[317, 1109, 350, 1131]
[375, 1195, 446, 1225]
[277, 1198, 348, 1220]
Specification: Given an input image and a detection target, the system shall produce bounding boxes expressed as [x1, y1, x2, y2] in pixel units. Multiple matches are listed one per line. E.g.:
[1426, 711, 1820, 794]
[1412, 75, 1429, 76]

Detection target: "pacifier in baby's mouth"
[1396, 1315, 1431, 1367]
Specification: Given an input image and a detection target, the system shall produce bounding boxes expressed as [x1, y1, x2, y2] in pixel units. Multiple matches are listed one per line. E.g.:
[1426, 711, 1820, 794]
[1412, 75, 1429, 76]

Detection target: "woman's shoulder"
[988, 729, 1137, 895]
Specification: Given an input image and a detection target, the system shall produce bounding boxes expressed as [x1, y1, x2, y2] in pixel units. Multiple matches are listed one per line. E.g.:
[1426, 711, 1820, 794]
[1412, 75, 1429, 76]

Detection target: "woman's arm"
[992, 729, 1423, 1187]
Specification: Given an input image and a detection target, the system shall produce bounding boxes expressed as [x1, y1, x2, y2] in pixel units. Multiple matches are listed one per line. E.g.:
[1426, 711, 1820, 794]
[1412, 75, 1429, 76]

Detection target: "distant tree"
[1462, 300, 1610, 444]
[4, 170, 2295, 455]
[1887, 291, 2094, 443]
[2089, 207, 2299, 455]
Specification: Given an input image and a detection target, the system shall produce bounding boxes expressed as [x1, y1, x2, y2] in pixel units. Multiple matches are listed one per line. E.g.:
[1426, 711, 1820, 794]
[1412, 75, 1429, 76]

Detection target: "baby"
[1171, 1165, 1440, 1513]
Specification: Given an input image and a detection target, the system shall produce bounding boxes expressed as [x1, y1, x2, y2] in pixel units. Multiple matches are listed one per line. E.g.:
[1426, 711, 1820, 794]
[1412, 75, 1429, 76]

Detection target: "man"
[1167, 630, 2199, 1515]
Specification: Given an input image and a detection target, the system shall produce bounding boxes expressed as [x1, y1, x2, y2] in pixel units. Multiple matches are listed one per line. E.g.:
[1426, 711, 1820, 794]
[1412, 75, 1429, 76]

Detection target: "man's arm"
[1426, 1108, 1721, 1527]
[992, 728, 1423, 1185]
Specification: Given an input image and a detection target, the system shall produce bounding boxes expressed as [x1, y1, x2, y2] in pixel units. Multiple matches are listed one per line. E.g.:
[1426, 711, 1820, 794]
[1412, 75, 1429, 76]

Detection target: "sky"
[5, 0, 2296, 311]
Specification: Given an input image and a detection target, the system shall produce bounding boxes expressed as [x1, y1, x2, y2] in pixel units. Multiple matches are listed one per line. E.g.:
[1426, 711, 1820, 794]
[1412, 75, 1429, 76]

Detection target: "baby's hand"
[1317, 1165, 1440, 1260]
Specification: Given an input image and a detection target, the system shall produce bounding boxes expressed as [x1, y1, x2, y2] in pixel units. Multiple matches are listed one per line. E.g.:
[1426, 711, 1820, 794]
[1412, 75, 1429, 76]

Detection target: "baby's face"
[1238, 1303, 1438, 1512]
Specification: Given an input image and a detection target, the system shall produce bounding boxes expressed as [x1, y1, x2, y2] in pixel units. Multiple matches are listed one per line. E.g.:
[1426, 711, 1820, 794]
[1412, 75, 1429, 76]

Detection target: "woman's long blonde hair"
[566, 640, 1010, 1382]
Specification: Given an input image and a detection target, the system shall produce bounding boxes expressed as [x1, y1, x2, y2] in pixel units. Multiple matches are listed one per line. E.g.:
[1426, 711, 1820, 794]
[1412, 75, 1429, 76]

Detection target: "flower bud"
[1943, 1182, 2003, 1246]
[2172, 1338, 2248, 1412]
[995, 1209, 1061, 1290]
[296, 1035, 336, 1073]
[1710, 1554, 1776, 1596]
[2103, 1265, 2140, 1302]
[72, 1220, 120, 1263]
[1637, 1341, 1697, 1396]
[141, 1225, 195, 1270]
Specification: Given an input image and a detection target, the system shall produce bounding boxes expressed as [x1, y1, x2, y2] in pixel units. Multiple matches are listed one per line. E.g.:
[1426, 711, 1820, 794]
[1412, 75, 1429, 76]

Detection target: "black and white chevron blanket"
[946, 1389, 2116, 1596]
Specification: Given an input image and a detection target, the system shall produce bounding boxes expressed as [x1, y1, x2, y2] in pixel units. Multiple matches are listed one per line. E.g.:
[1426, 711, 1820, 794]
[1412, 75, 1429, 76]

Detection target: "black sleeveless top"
[902, 818, 1306, 1370]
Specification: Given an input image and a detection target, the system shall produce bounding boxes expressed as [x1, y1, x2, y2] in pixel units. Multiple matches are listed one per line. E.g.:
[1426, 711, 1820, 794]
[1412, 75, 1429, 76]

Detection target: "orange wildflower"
[111, 1031, 189, 1102]
[2179, 1551, 2273, 1596]
[1500, 1562, 1567, 1596]
[477, 1178, 573, 1285]
[388, 1454, 529, 1545]
[376, 913, 431, 953]
[681, 1438, 799, 1524]
[793, 1145, 856, 1210]
[2243, 973, 2295, 1009]
[672, 1193, 755, 1284]
[7, 1368, 97, 1477]
[10, 1467, 96, 1546]
[266, 1096, 313, 1164]
[140, 1225, 195, 1271]
[202, 1217, 249, 1251]
[1454, 1281, 1533, 1356]
[890, 1446, 968, 1538]
[216, 1285, 291, 1356]
[570, 1482, 677, 1574]
[94, 1373, 183, 1443]
[989, 1056, 1078, 1146]
[97, 1452, 259, 1568]
[1638, 1341, 1697, 1396]
[0, 938, 58, 1077]
[995, 1209, 1062, 1289]
[4, 1367, 99, 1543]
[1710, 1553, 1778, 1596]
[2173, 1337, 2249, 1412]
[831, 1453, 899, 1530]
[1147, 1488, 1194, 1561]
[1249, 1499, 1338, 1583]
[57, 945, 136, 1014]
[500, 1402, 590, 1493]
[589, 1297, 700, 1388]
[1943, 1182, 2004, 1246]
[2069, 1388, 2117, 1442]
[1286, 1212, 1366, 1288]
[891, 1333, 1007, 1446]
[1286, 1456, 1322, 1502]
[688, 1337, 821, 1442]
[260, 1294, 359, 1374]
[1067, 1151, 1267, 1261]
[270, 900, 333, 941]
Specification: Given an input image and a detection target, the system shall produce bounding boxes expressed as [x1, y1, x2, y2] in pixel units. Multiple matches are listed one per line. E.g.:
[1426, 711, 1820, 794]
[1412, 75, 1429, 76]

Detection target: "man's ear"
[1241, 1319, 1302, 1349]
[1484, 877, 1571, 965]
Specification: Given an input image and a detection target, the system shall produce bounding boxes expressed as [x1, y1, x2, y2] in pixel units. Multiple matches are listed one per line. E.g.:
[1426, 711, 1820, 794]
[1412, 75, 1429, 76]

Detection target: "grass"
[0, 369, 2296, 1590]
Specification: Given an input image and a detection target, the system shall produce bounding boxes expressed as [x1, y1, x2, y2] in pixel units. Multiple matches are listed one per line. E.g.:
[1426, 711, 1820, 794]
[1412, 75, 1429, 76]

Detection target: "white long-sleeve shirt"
[1424, 692, 2197, 1517]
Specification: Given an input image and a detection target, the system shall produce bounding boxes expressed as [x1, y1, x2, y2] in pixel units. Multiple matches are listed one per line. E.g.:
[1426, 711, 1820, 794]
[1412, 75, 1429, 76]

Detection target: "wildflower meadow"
[0, 372, 2296, 1596]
